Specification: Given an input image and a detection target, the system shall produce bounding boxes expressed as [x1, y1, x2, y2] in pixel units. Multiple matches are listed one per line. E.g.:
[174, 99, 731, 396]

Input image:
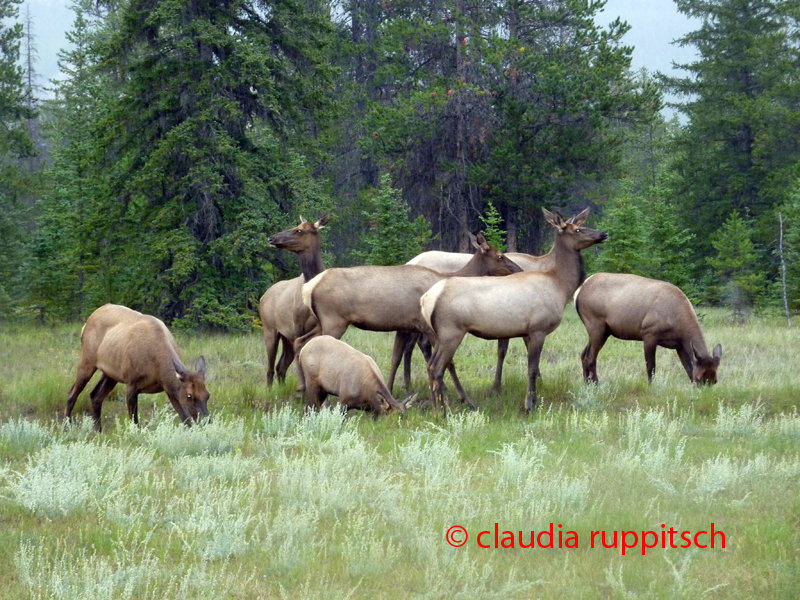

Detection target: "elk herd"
[64, 208, 723, 429]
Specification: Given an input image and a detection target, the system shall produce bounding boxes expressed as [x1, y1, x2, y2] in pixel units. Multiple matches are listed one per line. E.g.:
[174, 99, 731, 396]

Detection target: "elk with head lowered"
[421, 208, 608, 413]
[65, 304, 210, 431]
[294, 232, 522, 405]
[389, 248, 554, 393]
[259, 214, 331, 387]
[299, 335, 417, 415]
[575, 273, 722, 384]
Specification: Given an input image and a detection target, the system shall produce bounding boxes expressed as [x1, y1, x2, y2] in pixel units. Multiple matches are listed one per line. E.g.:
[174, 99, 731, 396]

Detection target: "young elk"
[421, 208, 607, 413]
[575, 273, 722, 384]
[65, 304, 210, 431]
[259, 213, 331, 386]
[294, 232, 522, 406]
[298, 335, 416, 415]
[390, 249, 553, 392]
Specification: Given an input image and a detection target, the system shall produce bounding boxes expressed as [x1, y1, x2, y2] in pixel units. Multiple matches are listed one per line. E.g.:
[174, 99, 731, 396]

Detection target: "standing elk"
[575, 273, 722, 384]
[259, 214, 331, 386]
[65, 304, 210, 431]
[421, 208, 607, 413]
[391, 249, 553, 392]
[298, 335, 417, 415]
[294, 232, 522, 405]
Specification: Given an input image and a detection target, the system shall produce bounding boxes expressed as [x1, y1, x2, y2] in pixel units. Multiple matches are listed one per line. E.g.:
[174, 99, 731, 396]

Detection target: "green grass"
[0, 308, 798, 598]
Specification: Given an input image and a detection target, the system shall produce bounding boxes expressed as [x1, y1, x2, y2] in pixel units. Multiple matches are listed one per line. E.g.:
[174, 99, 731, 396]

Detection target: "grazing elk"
[421, 208, 607, 413]
[298, 335, 417, 415]
[575, 273, 722, 384]
[259, 214, 331, 386]
[390, 249, 552, 392]
[65, 304, 210, 431]
[294, 232, 522, 405]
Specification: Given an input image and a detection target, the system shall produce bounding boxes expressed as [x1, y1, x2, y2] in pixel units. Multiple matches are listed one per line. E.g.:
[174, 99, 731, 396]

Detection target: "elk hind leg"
[263, 326, 280, 387]
[581, 326, 609, 383]
[643, 337, 658, 383]
[275, 335, 295, 384]
[491, 338, 510, 391]
[388, 331, 415, 393]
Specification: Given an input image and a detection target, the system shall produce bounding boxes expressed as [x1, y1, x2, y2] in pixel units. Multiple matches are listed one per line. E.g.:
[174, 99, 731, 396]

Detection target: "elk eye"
[187, 394, 192, 400]
[575, 228, 582, 233]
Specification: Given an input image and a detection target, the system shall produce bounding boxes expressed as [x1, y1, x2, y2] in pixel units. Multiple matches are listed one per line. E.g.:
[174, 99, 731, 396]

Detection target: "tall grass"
[1, 311, 799, 598]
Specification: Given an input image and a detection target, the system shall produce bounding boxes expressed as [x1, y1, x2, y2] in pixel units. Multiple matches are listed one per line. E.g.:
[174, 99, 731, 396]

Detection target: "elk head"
[692, 343, 722, 385]
[467, 232, 523, 275]
[268, 214, 331, 253]
[173, 356, 211, 422]
[543, 207, 609, 250]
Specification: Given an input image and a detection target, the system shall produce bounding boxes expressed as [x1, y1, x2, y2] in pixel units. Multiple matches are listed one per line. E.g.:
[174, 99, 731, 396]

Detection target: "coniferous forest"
[3, 0, 800, 330]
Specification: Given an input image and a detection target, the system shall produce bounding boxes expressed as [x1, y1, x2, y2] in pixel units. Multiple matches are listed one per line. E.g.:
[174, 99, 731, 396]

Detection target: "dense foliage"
[3, 0, 800, 328]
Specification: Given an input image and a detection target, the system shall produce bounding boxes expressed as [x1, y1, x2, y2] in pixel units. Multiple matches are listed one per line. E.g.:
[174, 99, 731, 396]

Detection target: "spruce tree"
[662, 0, 800, 262]
[0, 0, 35, 316]
[707, 210, 764, 322]
[88, 0, 337, 328]
[356, 174, 433, 266]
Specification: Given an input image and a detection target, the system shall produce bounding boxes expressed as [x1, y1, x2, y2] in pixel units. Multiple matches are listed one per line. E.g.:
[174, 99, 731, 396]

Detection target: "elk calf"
[575, 273, 722, 384]
[298, 336, 415, 415]
[66, 304, 210, 431]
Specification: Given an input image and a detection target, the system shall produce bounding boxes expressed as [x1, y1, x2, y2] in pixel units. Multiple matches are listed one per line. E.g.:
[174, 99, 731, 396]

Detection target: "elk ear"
[543, 208, 566, 229]
[402, 392, 419, 408]
[691, 344, 703, 363]
[568, 207, 590, 225]
[712, 343, 722, 364]
[173, 357, 188, 380]
[194, 355, 207, 376]
[315, 213, 331, 229]
[468, 231, 479, 249]
[475, 232, 490, 251]
[299, 215, 308, 224]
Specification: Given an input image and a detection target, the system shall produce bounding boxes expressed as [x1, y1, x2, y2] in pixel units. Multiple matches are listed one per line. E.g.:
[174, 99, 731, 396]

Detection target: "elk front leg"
[65, 365, 97, 422]
[126, 388, 140, 425]
[88, 374, 117, 432]
[643, 337, 658, 383]
[524, 332, 547, 413]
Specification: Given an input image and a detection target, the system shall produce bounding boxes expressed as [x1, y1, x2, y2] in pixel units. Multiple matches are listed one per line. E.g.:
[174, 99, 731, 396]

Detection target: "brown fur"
[393, 249, 552, 391]
[575, 273, 722, 384]
[65, 304, 210, 431]
[259, 214, 330, 386]
[421, 208, 607, 413]
[298, 335, 415, 415]
[294, 233, 522, 406]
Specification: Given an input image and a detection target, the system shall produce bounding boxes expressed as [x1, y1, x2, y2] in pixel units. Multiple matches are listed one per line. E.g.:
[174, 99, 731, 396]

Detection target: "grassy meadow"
[0, 307, 799, 599]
